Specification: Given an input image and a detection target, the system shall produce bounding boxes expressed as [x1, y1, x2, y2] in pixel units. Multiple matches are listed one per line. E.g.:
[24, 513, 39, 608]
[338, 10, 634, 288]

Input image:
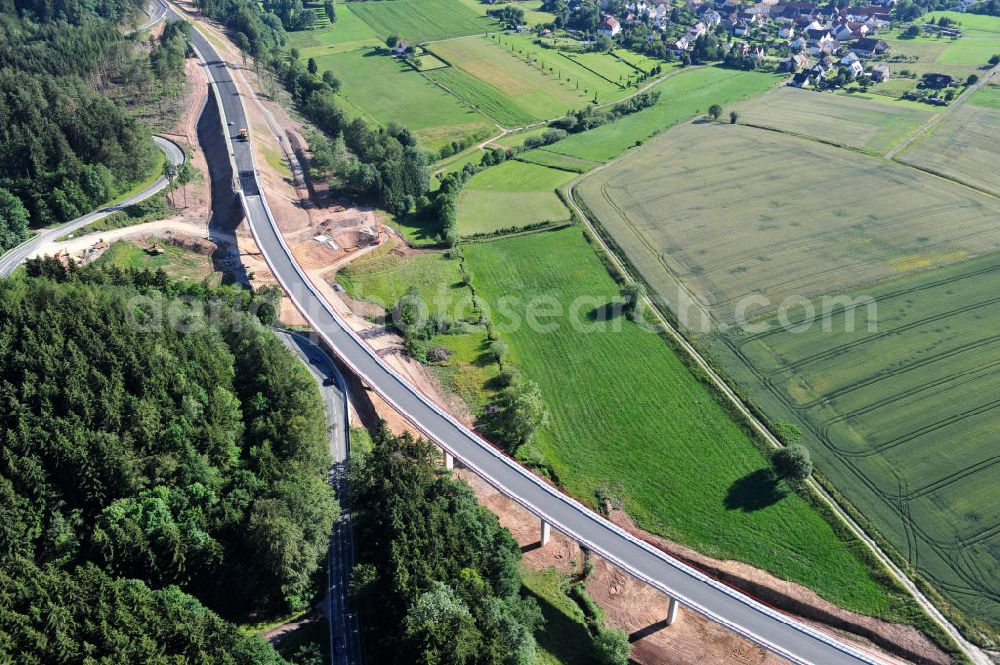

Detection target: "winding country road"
[175, 2, 901, 662]
[0, 136, 186, 278]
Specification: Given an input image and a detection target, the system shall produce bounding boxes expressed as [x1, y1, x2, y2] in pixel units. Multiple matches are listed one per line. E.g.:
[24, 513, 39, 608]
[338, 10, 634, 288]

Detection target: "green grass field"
[488, 126, 551, 149]
[735, 86, 934, 154]
[877, 15, 999, 99]
[425, 66, 537, 127]
[539, 67, 781, 162]
[453, 0, 555, 26]
[489, 34, 634, 103]
[312, 46, 494, 150]
[925, 11, 1000, 65]
[576, 122, 1000, 326]
[95, 240, 221, 284]
[896, 101, 1000, 195]
[559, 50, 637, 88]
[520, 567, 600, 665]
[347, 0, 494, 43]
[970, 82, 1000, 108]
[428, 35, 604, 124]
[287, 2, 380, 56]
[516, 149, 601, 173]
[336, 247, 499, 411]
[704, 252, 1000, 628]
[463, 227, 911, 618]
[456, 161, 574, 235]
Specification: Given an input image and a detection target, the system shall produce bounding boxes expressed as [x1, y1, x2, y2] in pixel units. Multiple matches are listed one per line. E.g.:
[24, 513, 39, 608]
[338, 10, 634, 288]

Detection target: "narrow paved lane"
[0, 136, 185, 278]
[276, 331, 363, 665]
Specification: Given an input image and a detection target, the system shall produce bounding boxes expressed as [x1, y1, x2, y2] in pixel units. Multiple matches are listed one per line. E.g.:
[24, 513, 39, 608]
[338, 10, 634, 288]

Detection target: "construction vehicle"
[238, 127, 249, 142]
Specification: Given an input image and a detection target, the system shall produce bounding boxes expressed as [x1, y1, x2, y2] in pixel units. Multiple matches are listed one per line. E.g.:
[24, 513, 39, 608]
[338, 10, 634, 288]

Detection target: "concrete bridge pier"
[540, 520, 551, 546]
[666, 596, 679, 626]
[443, 450, 454, 471]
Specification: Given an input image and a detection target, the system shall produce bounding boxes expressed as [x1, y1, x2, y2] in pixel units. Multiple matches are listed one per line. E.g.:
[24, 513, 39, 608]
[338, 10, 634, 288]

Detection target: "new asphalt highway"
[178, 4, 886, 662]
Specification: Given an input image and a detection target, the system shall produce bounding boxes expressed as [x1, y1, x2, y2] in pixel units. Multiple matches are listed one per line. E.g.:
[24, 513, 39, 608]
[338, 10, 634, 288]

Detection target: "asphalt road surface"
[276, 331, 363, 665]
[0, 136, 185, 278]
[179, 4, 885, 663]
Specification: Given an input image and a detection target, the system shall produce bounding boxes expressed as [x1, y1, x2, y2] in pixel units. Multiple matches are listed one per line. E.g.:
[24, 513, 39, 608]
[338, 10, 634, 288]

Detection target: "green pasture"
[516, 149, 601, 173]
[313, 46, 494, 150]
[464, 227, 912, 618]
[457, 161, 574, 235]
[489, 33, 632, 103]
[287, 3, 379, 55]
[969, 82, 1000, 108]
[542, 67, 781, 162]
[425, 66, 538, 127]
[925, 11, 1000, 65]
[347, 0, 494, 43]
[453, 0, 556, 26]
[430, 35, 612, 123]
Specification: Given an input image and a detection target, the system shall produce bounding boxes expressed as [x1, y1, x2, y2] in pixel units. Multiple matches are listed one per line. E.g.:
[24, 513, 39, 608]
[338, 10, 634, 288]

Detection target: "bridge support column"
[443, 451, 454, 471]
[666, 596, 679, 626]
[540, 520, 551, 546]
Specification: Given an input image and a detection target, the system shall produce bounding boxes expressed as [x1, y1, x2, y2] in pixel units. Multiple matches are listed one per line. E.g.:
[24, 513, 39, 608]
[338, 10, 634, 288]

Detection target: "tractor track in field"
[735, 261, 1000, 345]
[564, 139, 992, 663]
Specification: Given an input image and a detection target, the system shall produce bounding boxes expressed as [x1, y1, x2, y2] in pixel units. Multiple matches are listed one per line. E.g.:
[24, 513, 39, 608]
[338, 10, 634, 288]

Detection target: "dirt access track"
[175, 5, 952, 664]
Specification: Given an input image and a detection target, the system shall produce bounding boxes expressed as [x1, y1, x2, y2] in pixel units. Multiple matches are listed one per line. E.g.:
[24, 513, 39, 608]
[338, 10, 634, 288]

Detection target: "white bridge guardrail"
[185, 11, 885, 664]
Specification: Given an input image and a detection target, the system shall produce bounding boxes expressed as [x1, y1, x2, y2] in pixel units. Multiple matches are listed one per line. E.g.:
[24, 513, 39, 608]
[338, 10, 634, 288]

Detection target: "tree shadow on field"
[587, 301, 625, 322]
[724, 469, 787, 512]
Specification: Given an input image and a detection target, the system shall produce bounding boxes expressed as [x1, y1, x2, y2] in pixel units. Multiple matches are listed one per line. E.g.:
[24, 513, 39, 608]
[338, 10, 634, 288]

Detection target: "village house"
[598, 15, 622, 36]
[393, 40, 411, 55]
[778, 24, 796, 38]
[687, 20, 707, 39]
[871, 63, 890, 81]
[782, 51, 810, 71]
[843, 59, 865, 78]
[702, 8, 723, 28]
[850, 37, 889, 56]
[806, 28, 835, 48]
[840, 51, 860, 66]
[733, 20, 749, 36]
[833, 21, 869, 41]
[791, 70, 813, 86]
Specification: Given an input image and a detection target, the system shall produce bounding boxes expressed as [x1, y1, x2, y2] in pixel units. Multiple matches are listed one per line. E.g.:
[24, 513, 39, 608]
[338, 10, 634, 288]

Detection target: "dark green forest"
[0, 0, 188, 246]
[350, 428, 543, 665]
[0, 259, 337, 663]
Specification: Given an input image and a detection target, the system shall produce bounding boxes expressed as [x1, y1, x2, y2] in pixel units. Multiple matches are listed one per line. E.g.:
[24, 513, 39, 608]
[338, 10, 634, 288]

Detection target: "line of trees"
[551, 91, 661, 133]
[275, 57, 430, 214]
[0, 260, 337, 663]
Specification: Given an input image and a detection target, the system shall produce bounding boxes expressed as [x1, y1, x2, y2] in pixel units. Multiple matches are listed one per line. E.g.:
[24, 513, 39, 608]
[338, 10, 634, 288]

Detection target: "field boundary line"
[557, 50, 628, 90]
[563, 140, 990, 665]
[885, 61, 1000, 161]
